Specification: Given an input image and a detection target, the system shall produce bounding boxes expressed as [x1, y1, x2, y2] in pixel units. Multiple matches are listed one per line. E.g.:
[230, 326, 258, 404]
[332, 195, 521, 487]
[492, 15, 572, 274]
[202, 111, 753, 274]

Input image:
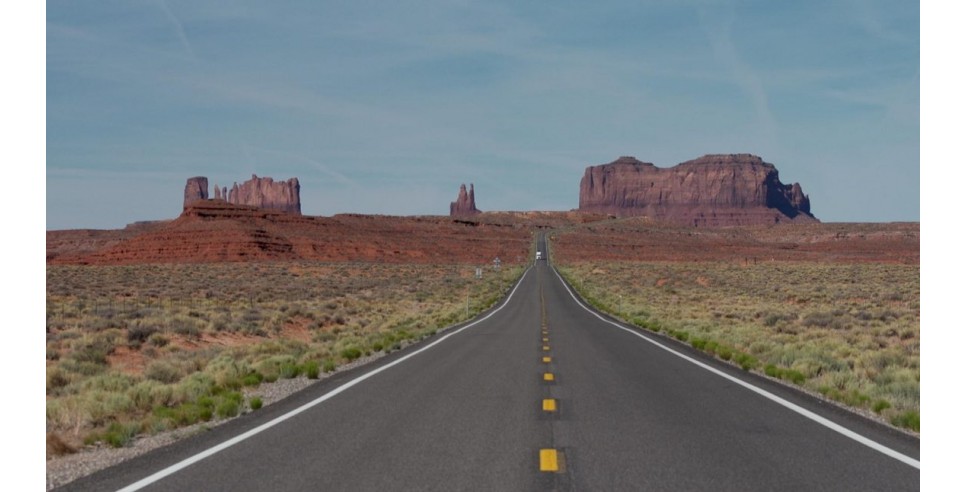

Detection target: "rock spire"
[450, 183, 481, 216]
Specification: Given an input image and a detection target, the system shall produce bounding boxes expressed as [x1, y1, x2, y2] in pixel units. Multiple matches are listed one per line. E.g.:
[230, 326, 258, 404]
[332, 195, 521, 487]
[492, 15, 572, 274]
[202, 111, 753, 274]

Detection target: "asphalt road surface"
[60, 237, 920, 491]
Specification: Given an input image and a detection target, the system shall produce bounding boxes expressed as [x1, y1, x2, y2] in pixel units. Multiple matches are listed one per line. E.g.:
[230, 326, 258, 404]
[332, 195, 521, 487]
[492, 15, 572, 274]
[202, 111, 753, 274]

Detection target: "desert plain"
[46, 206, 918, 488]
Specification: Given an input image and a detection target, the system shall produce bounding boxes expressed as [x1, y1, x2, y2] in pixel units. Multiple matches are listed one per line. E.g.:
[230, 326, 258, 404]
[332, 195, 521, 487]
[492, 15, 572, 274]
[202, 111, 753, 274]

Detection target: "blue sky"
[46, 0, 919, 229]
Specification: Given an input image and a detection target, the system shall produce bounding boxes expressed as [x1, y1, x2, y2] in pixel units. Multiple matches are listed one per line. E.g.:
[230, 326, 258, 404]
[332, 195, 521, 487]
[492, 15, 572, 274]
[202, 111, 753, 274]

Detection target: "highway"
[60, 236, 919, 491]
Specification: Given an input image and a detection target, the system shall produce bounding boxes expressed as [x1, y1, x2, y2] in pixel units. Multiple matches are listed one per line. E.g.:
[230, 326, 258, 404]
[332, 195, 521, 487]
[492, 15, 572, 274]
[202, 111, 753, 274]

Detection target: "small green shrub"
[255, 356, 298, 382]
[70, 338, 114, 365]
[207, 356, 250, 390]
[92, 421, 140, 448]
[242, 372, 263, 387]
[872, 399, 892, 414]
[178, 402, 213, 424]
[148, 333, 169, 348]
[340, 347, 362, 361]
[249, 396, 263, 410]
[149, 384, 174, 407]
[703, 341, 719, 356]
[173, 373, 216, 404]
[280, 363, 301, 379]
[216, 395, 241, 418]
[891, 410, 919, 432]
[127, 380, 163, 411]
[783, 369, 806, 385]
[303, 361, 320, 379]
[734, 353, 758, 371]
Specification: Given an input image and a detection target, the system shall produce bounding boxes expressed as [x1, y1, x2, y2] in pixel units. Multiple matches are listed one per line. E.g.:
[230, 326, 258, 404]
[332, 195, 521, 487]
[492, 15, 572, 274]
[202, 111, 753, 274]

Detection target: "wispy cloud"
[697, 3, 777, 141]
[156, 0, 197, 60]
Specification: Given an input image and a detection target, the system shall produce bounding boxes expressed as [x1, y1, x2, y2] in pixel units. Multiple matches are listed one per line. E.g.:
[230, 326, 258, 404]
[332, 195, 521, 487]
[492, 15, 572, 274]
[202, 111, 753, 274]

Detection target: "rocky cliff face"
[578, 154, 815, 225]
[183, 175, 301, 214]
[450, 183, 480, 216]
[183, 177, 209, 210]
[227, 175, 301, 215]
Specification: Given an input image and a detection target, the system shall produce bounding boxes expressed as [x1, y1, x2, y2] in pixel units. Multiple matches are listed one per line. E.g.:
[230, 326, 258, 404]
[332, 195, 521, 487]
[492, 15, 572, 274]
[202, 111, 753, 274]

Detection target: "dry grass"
[555, 261, 919, 431]
[46, 262, 523, 452]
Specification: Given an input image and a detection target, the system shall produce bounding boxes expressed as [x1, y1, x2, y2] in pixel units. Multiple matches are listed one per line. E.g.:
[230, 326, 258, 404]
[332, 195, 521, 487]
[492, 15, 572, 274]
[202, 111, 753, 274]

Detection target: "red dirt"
[550, 218, 919, 264]
[47, 202, 918, 266]
[47, 202, 576, 266]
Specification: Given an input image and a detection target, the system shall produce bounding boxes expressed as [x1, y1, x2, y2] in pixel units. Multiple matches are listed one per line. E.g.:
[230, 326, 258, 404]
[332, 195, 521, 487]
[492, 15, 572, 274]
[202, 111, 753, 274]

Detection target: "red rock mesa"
[578, 154, 815, 226]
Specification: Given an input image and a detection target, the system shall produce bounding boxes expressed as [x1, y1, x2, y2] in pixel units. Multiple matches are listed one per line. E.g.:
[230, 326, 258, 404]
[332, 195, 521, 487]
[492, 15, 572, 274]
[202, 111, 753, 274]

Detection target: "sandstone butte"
[185, 174, 301, 215]
[50, 156, 904, 266]
[183, 176, 208, 210]
[450, 183, 481, 217]
[578, 154, 816, 226]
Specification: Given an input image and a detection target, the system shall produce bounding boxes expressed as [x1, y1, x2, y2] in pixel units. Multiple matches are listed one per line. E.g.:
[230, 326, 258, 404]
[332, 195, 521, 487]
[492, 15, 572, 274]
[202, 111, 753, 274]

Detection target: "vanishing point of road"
[60, 236, 919, 491]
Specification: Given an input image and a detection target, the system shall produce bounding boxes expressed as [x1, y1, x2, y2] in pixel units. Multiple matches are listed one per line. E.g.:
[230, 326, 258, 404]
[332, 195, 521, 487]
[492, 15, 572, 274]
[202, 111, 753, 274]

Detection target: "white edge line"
[117, 266, 534, 492]
[550, 267, 920, 470]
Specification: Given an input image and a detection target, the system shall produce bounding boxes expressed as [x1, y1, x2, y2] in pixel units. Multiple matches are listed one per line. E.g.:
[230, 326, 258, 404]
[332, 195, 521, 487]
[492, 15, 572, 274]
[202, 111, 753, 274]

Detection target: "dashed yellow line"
[542, 398, 557, 412]
[542, 356, 551, 363]
[539, 449, 559, 472]
[543, 372, 555, 382]
[542, 345, 550, 351]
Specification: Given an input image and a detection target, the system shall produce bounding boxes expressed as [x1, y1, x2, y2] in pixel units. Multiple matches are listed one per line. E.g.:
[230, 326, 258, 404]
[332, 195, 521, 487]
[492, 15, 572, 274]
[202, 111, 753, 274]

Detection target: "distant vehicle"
[536, 251, 543, 260]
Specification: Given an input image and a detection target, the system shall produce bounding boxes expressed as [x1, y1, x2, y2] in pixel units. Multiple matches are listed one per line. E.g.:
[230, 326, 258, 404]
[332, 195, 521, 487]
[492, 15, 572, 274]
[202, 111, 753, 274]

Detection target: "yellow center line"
[543, 372, 555, 382]
[542, 398, 557, 412]
[542, 337, 549, 342]
[542, 345, 550, 351]
[539, 449, 559, 472]
[542, 356, 551, 363]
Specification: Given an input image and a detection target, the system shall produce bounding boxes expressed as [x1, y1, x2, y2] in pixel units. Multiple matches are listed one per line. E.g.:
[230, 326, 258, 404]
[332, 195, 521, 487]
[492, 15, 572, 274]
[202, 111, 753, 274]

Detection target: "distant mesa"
[183, 174, 301, 215]
[450, 183, 481, 217]
[578, 154, 817, 226]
